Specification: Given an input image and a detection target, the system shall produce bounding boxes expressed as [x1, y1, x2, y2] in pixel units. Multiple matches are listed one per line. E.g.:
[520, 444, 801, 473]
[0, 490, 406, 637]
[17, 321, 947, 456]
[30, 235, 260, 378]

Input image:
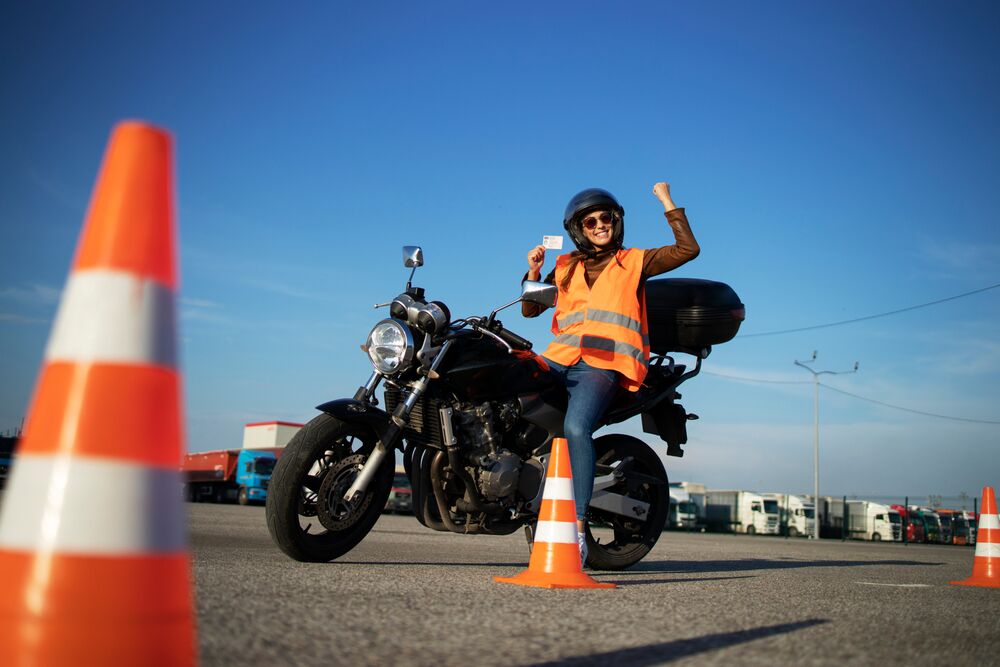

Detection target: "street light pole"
[794, 351, 859, 540]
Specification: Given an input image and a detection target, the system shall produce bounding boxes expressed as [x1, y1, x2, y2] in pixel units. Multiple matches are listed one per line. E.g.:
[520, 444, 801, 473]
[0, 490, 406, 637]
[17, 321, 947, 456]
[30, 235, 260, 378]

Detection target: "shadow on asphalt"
[622, 558, 943, 574]
[333, 558, 942, 572]
[523, 619, 829, 666]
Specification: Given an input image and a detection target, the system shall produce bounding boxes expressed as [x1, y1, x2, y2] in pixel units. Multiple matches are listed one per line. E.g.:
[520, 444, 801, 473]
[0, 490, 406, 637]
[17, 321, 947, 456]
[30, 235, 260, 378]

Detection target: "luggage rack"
[603, 347, 707, 427]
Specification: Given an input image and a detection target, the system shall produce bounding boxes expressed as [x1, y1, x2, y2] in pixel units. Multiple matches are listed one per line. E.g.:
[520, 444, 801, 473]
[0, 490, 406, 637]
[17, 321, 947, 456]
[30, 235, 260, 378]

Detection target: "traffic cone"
[0, 122, 197, 664]
[951, 486, 1000, 589]
[495, 438, 615, 589]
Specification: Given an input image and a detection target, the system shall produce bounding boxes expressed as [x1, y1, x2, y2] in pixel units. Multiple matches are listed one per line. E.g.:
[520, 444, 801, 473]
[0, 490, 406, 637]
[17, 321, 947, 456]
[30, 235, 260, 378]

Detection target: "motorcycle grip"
[496, 326, 533, 351]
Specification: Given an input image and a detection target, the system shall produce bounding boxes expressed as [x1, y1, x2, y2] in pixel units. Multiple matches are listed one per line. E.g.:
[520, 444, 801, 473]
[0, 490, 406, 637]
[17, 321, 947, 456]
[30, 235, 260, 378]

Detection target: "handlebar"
[450, 317, 533, 352]
[493, 323, 533, 351]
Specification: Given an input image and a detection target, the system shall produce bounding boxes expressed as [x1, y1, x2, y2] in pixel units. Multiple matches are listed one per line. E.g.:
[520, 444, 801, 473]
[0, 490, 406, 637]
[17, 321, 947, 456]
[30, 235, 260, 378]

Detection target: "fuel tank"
[436, 331, 556, 401]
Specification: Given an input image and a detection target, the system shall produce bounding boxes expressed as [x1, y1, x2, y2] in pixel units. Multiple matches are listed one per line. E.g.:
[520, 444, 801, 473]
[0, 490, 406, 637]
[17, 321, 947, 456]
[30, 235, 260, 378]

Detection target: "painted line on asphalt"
[855, 582, 932, 588]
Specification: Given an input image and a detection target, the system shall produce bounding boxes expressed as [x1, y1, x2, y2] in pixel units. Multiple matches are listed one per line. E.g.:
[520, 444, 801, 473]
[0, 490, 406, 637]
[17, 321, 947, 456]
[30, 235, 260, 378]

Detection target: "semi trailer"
[846, 501, 901, 541]
[763, 493, 815, 537]
[704, 490, 779, 535]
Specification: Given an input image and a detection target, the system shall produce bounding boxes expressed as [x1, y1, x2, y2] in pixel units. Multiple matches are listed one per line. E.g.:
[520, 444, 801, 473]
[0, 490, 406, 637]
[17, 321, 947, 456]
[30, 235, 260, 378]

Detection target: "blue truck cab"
[235, 450, 277, 505]
[183, 448, 279, 504]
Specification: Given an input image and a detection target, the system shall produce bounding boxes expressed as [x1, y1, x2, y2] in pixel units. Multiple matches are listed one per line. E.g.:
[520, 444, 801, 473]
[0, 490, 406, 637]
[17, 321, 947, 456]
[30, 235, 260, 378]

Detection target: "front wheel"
[238, 487, 249, 506]
[266, 413, 394, 562]
[585, 434, 669, 571]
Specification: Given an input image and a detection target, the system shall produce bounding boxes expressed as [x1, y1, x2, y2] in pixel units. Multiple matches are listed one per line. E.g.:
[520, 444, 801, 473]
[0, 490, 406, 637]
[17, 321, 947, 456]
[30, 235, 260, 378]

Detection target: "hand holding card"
[542, 235, 563, 250]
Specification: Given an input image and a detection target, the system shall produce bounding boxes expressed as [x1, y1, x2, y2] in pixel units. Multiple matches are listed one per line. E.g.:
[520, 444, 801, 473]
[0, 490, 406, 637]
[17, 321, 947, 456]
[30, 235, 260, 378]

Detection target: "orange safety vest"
[542, 248, 650, 391]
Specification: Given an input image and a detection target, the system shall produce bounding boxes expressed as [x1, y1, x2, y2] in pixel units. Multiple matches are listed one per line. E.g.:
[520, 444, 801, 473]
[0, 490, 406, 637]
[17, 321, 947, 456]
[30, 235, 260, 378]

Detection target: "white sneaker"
[577, 531, 588, 567]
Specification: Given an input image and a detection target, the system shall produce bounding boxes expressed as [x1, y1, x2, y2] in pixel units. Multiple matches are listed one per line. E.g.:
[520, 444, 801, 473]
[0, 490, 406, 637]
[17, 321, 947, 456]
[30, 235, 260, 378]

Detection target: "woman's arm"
[526, 244, 545, 282]
[643, 181, 700, 277]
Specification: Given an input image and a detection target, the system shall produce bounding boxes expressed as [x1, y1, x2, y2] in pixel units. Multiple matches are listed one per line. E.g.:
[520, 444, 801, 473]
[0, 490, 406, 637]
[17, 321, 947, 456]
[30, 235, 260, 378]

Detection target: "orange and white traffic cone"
[951, 486, 1000, 589]
[0, 122, 197, 664]
[495, 438, 615, 589]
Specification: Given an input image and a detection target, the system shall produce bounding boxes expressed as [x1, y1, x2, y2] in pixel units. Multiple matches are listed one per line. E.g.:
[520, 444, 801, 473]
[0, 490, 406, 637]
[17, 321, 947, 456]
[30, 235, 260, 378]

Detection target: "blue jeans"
[544, 359, 620, 520]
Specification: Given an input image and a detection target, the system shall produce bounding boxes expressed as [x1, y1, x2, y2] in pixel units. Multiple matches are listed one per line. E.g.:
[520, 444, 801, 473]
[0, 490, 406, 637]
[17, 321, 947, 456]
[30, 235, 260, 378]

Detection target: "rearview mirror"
[520, 280, 557, 308]
[403, 246, 424, 268]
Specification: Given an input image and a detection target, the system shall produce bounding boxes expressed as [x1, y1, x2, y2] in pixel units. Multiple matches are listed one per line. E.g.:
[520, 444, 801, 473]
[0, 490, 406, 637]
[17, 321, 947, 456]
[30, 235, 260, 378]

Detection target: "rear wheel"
[266, 414, 393, 562]
[585, 434, 669, 571]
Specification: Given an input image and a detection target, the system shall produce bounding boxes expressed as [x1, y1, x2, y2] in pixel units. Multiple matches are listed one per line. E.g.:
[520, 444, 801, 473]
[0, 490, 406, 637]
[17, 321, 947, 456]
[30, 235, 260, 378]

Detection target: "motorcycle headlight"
[366, 318, 415, 375]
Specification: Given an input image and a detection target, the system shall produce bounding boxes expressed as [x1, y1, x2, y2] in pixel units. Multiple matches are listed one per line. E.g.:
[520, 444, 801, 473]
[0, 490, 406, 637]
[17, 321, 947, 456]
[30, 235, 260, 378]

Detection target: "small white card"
[542, 235, 564, 250]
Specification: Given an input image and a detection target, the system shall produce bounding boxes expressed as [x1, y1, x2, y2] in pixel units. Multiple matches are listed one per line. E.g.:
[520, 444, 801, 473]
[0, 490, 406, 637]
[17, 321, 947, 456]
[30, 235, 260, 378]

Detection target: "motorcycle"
[266, 246, 744, 569]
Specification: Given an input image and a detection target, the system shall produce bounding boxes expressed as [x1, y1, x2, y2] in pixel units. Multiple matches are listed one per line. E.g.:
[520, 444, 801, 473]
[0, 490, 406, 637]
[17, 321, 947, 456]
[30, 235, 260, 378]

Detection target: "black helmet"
[562, 188, 625, 254]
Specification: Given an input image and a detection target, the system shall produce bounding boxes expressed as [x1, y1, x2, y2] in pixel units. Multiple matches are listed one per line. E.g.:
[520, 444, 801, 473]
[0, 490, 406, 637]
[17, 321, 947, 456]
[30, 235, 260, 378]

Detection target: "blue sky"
[2, 2, 997, 502]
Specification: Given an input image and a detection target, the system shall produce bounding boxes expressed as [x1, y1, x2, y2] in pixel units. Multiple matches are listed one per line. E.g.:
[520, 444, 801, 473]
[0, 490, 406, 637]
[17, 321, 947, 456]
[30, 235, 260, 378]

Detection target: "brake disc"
[316, 454, 372, 531]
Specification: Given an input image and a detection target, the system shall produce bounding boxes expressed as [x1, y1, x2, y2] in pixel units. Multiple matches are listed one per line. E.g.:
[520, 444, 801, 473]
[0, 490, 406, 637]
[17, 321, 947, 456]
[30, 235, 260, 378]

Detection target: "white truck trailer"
[763, 493, 815, 537]
[847, 501, 902, 541]
[705, 490, 780, 535]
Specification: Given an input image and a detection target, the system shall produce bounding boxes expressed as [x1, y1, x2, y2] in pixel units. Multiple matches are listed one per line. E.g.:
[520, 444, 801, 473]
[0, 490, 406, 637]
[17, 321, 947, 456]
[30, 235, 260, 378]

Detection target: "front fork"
[342, 340, 453, 507]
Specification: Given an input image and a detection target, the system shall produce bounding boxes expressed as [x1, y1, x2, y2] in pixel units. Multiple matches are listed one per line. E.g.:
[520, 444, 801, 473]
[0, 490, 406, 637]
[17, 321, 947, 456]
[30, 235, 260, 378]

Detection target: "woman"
[522, 182, 700, 563]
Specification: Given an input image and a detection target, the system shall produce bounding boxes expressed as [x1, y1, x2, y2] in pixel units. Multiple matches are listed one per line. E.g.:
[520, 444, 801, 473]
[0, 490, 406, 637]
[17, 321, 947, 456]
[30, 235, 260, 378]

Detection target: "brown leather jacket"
[522, 208, 700, 317]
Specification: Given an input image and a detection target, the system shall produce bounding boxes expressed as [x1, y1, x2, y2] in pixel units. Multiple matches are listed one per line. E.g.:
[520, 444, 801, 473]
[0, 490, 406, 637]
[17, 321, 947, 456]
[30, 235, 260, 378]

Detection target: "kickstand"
[523, 524, 534, 554]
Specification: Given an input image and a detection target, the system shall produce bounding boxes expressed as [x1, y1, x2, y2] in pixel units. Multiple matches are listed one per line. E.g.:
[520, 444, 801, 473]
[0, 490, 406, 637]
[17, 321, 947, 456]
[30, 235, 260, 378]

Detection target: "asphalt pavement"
[188, 504, 999, 667]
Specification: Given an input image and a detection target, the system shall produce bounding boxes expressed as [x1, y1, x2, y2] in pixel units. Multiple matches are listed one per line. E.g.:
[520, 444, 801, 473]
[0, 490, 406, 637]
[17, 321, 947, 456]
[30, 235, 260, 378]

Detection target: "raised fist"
[653, 182, 672, 202]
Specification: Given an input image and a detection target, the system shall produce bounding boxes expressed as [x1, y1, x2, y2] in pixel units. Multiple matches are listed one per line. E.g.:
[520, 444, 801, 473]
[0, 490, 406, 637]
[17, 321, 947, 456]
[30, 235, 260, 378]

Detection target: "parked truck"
[182, 449, 279, 505]
[937, 509, 968, 545]
[764, 493, 815, 537]
[912, 506, 944, 543]
[181, 421, 301, 504]
[891, 504, 926, 543]
[964, 510, 978, 545]
[846, 501, 901, 541]
[705, 490, 780, 535]
[673, 481, 707, 525]
[668, 487, 700, 530]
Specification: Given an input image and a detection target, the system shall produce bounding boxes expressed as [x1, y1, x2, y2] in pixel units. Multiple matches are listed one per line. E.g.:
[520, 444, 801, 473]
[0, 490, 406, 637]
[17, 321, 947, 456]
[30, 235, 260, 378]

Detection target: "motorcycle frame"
[319, 344, 704, 526]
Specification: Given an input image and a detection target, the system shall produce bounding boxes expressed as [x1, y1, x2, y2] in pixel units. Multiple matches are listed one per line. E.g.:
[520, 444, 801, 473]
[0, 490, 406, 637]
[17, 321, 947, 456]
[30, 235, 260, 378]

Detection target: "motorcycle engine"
[478, 450, 522, 501]
[452, 402, 523, 502]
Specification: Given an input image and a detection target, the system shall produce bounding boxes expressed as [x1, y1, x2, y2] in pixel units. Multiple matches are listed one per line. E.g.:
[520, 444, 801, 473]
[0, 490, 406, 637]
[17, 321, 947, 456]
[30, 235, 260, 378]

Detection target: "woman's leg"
[561, 362, 620, 521]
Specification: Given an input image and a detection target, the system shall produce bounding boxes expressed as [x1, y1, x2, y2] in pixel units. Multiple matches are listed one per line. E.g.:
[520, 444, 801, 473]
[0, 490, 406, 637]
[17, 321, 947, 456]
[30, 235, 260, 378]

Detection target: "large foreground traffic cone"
[0, 122, 197, 664]
[951, 486, 1000, 589]
[495, 438, 615, 589]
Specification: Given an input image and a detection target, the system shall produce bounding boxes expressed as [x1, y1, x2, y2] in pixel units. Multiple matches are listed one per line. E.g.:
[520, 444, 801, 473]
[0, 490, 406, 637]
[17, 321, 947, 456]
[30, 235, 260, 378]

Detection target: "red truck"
[891, 504, 926, 543]
[182, 449, 283, 505]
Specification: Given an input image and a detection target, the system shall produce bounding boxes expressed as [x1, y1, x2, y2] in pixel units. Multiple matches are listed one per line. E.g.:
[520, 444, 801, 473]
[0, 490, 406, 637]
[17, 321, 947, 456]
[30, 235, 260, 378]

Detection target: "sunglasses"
[580, 211, 613, 230]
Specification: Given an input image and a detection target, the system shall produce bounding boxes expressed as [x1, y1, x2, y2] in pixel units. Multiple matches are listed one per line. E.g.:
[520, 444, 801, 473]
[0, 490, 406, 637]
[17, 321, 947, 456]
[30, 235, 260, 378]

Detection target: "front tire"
[266, 413, 393, 562]
[238, 487, 249, 506]
[585, 434, 669, 571]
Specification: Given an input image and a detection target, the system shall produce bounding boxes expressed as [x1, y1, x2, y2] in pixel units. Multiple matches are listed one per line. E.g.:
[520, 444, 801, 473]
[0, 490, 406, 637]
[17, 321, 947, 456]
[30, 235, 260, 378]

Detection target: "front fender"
[315, 399, 392, 435]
